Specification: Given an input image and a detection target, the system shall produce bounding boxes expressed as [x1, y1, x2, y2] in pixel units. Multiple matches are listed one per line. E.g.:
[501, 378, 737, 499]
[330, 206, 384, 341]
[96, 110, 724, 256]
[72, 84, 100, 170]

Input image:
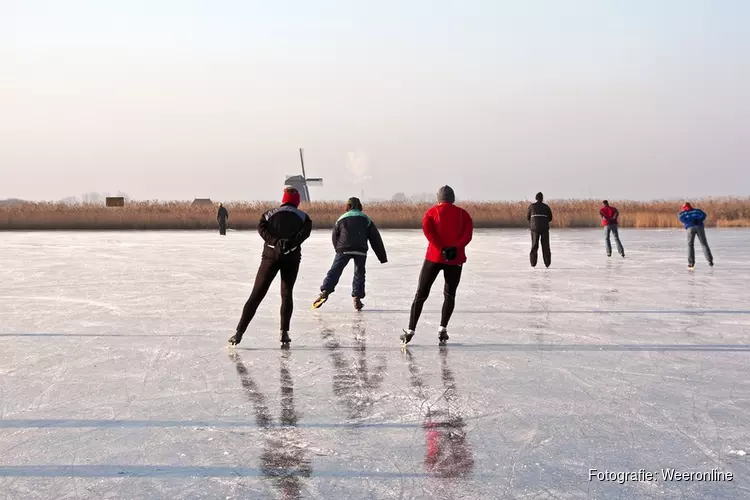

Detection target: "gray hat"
[437, 185, 455, 204]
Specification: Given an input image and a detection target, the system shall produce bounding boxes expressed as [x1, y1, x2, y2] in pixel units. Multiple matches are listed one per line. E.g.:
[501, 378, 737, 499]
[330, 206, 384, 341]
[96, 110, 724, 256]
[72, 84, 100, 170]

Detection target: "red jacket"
[600, 206, 619, 226]
[422, 203, 474, 265]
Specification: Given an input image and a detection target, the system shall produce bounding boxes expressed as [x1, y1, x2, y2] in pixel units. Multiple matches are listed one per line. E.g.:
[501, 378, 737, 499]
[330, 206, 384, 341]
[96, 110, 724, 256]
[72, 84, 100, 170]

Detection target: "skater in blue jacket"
[312, 197, 388, 311]
[678, 202, 714, 270]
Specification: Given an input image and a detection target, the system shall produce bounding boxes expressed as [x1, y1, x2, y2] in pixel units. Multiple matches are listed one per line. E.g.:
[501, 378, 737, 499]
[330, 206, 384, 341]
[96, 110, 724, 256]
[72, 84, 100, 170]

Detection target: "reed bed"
[1, 198, 749, 230]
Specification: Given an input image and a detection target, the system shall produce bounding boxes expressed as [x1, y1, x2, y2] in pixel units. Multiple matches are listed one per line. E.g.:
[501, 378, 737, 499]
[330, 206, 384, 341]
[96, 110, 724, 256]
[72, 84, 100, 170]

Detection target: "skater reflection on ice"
[403, 347, 475, 478]
[229, 350, 312, 499]
[319, 316, 387, 421]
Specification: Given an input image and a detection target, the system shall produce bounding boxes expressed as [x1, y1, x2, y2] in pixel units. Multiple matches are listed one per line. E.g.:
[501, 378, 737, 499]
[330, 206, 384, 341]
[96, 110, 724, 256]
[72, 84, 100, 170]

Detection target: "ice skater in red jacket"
[600, 200, 625, 258]
[401, 186, 473, 346]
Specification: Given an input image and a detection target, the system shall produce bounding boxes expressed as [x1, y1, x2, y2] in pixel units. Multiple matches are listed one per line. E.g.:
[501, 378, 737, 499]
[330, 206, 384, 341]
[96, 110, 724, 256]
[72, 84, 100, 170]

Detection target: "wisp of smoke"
[346, 151, 371, 182]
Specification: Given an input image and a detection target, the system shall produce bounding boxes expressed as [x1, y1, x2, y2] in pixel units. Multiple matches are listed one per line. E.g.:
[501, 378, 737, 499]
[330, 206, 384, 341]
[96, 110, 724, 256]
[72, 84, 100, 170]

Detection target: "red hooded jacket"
[600, 206, 619, 226]
[422, 203, 474, 265]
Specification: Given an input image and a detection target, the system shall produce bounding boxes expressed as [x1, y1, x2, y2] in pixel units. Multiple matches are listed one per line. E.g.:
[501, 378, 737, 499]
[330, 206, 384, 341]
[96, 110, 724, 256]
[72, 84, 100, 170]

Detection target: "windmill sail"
[284, 148, 323, 202]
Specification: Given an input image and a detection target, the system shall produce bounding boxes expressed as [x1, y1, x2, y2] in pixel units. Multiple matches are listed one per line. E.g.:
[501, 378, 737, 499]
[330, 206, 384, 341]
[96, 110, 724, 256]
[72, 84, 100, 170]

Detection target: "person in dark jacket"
[229, 187, 313, 347]
[600, 200, 624, 258]
[679, 202, 714, 269]
[401, 185, 473, 346]
[217, 203, 229, 235]
[527, 192, 553, 268]
[312, 197, 387, 311]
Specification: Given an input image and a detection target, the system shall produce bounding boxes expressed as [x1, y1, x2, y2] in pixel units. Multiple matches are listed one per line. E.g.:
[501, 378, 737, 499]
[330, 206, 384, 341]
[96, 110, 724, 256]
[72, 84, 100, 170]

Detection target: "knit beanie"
[282, 187, 301, 207]
[437, 185, 455, 204]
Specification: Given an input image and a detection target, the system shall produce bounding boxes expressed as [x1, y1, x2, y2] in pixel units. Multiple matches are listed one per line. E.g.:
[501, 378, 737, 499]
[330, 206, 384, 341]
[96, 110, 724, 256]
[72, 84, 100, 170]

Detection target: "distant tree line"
[64, 191, 131, 204]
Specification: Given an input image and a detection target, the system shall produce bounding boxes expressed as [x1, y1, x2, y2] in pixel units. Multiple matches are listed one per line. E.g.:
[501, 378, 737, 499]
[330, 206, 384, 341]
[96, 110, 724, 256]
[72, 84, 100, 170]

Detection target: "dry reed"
[1, 198, 749, 230]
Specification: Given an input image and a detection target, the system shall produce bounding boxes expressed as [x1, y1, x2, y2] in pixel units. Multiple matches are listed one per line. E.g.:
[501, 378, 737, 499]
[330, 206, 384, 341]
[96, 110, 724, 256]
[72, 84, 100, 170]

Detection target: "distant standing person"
[229, 187, 312, 347]
[217, 203, 229, 235]
[401, 186, 473, 346]
[679, 202, 714, 270]
[600, 200, 625, 258]
[527, 192, 553, 268]
[312, 197, 388, 311]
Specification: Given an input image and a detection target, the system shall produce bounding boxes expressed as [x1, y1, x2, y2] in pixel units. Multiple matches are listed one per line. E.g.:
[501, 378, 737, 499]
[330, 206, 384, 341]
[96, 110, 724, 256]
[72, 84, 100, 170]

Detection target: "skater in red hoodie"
[401, 186, 473, 345]
[600, 200, 625, 258]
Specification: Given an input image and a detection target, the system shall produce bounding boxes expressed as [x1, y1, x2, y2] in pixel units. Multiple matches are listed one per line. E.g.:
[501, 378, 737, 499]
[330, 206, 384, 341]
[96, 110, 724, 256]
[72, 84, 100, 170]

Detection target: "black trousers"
[408, 260, 463, 331]
[236, 256, 300, 333]
[530, 230, 551, 267]
[219, 219, 227, 235]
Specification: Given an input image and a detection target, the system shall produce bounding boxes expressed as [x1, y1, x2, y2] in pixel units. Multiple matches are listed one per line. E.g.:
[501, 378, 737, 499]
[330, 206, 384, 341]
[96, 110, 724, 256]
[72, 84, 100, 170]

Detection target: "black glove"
[277, 239, 290, 254]
[441, 247, 458, 261]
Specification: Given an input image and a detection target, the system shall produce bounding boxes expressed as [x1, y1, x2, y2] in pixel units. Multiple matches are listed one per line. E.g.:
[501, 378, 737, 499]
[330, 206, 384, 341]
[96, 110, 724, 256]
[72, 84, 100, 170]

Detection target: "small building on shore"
[106, 197, 125, 207]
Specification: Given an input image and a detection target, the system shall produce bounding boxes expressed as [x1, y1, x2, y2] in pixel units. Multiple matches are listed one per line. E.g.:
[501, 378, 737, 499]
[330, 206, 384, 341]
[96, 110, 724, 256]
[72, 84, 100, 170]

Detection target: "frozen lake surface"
[2, 228, 750, 499]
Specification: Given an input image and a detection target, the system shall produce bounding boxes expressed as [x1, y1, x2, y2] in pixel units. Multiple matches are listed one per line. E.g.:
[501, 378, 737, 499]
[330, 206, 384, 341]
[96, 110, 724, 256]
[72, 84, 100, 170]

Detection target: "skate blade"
[312, 297, 328, 310]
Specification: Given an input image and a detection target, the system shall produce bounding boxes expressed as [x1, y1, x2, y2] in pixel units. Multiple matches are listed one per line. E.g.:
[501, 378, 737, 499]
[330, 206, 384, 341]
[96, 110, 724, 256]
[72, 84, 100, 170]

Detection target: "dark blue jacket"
[678, 208, 707, 229]
[333, 209, 387, 263]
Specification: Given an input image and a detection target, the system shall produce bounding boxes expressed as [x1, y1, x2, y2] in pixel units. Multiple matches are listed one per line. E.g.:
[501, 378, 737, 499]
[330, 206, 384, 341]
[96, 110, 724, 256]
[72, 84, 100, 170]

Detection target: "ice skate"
[688, 265, 695, 271]
[438, 326, 449, 345]
[312, 292, 329, 310]
[280, 330, 291, 348]
[228, 331, 244, 346]
[400, 329, 415, 346]
[353, 297, 364, 311]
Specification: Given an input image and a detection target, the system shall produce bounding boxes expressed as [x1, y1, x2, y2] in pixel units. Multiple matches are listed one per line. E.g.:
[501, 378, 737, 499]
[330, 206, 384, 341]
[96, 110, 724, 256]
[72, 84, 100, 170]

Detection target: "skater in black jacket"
[229, 187, 312, 347]
[527, 192, 553, 268]
[217, 203, 229, 235]
[312, 197, 388, 311]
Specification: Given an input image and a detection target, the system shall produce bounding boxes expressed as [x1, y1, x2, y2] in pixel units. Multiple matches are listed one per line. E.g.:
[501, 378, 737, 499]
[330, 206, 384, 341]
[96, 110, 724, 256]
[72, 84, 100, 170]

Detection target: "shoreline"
[2, 198, 749, 230]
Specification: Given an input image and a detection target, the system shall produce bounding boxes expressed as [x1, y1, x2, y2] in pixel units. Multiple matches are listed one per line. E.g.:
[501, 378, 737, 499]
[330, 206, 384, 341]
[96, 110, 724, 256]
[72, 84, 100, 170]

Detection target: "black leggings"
[408, 260, 463, 331]
[236, 256, 300, 333]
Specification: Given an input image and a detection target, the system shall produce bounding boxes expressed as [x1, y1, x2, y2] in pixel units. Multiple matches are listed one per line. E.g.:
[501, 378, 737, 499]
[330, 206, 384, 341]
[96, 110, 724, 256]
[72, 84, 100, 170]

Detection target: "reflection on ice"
[320, 316, 387, 421]
[404, 347, 474, 479]
[230, 351, 312, 499]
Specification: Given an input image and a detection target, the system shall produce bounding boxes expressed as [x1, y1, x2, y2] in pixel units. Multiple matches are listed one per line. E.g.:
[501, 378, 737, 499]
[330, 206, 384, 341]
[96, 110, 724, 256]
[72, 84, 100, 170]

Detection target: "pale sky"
[1, 0, 748, 202]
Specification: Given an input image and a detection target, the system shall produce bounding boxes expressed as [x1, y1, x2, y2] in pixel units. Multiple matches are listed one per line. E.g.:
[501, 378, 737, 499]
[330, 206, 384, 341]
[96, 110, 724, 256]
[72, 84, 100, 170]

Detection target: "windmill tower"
[284, 148, 323, 203]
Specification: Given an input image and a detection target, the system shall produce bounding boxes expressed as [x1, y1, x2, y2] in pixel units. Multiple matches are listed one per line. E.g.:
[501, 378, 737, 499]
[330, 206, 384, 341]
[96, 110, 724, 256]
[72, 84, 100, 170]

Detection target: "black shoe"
[280, 330, 291, 345]
[400, 329, 415, 345]
[312, 292, 329, 309]
[709, 262, 714, 267]
[438, 328, 449, 345]
[353, 297, 364, 311]
[229, 331, 243, 346]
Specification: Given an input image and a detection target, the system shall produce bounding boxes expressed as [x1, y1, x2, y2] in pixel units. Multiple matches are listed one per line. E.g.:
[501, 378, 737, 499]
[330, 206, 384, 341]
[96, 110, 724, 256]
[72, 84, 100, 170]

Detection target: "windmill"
[284, 148, 323, 202]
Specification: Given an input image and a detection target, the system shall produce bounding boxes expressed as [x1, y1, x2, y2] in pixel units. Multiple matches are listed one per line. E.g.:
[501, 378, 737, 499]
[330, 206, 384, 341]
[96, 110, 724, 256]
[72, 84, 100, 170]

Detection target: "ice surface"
[1, 228, 750, 499]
